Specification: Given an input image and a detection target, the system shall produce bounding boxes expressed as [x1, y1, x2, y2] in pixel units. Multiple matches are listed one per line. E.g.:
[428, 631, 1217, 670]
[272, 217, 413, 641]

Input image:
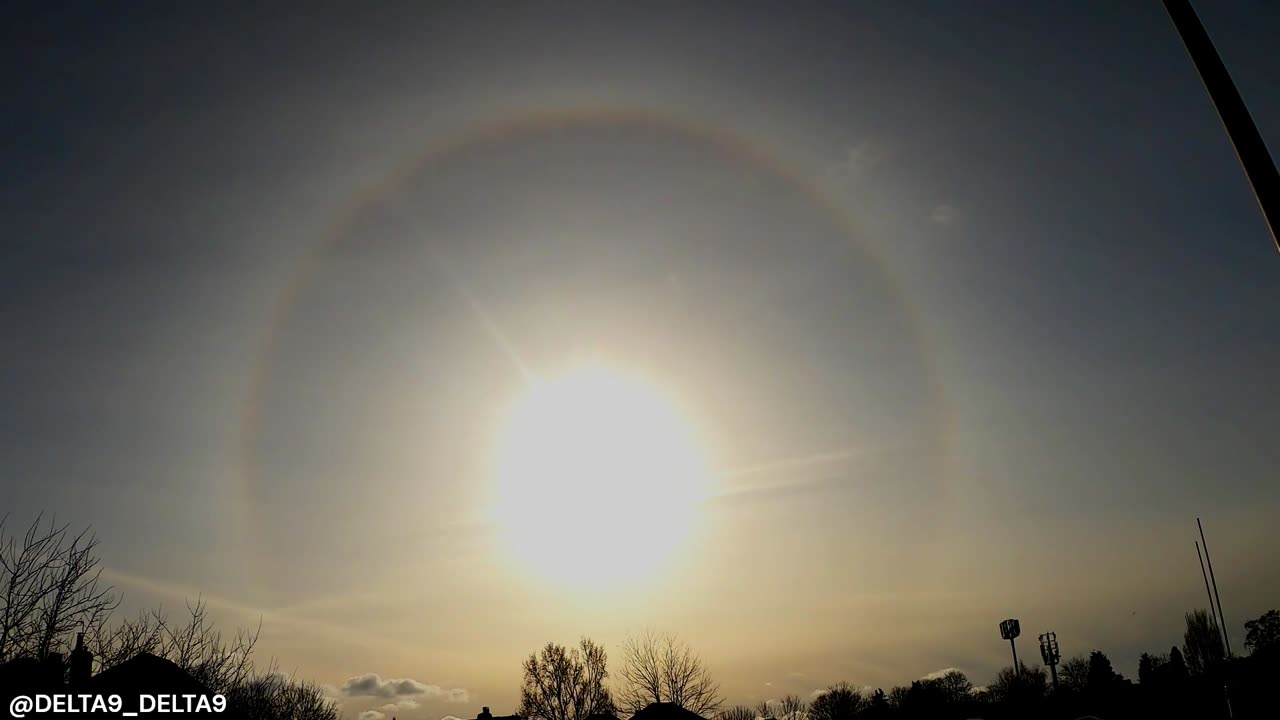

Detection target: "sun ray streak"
[717, 447, 857, 481]
[416, 242, 536, 385]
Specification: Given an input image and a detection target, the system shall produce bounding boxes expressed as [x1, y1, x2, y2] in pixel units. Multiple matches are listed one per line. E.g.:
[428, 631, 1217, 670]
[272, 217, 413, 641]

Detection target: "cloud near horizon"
[920, 667, 962, 681]
[342, 673, 470, 702]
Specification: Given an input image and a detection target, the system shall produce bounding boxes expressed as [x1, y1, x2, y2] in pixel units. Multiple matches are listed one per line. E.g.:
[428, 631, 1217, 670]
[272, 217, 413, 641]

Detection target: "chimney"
[480, 708, 492, 720]
[70, 632, 93, 687]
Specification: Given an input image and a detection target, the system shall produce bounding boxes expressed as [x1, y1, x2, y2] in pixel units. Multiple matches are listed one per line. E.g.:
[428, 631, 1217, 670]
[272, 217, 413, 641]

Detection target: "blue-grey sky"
[4, 2, 1280, 719]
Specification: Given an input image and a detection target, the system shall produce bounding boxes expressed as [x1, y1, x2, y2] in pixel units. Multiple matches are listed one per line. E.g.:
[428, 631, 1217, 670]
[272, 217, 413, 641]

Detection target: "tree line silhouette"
[4, 513, 1278, 719]
[0, 514, 339, 720]
[518, 617, 1280, 720]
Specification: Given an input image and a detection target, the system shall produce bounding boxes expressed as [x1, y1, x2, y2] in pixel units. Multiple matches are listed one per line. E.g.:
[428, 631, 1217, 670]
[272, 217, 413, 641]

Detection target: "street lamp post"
[1000, 619, 1022, 676]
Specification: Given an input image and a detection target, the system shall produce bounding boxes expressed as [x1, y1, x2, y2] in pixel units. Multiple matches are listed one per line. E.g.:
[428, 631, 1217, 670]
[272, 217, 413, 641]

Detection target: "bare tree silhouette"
[0, 514, 119, 663]
[988, 663, 1048, 704]
[934, 670, 972, 704]
[519, 638, 615, 720]
[807, 682, 864, 720]
[1057, 655, 1090, 693]
[717, 705, 754, 720]
[885, 686, 908, 709]
[0, 513, 333, 720]
[755, 694, 805, 720]
[225, 666, 341, 720]
[616, 629, 721, 717]
[863, 689, 889, 718]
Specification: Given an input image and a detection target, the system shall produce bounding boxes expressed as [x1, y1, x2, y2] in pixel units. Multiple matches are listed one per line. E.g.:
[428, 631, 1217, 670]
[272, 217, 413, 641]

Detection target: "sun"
[490, 363, 714, 588]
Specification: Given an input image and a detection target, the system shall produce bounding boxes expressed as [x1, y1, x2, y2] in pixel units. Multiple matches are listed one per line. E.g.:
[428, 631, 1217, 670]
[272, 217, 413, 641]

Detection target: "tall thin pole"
[1163, 0, 1280, 254]
[1196, 541, 1222, 634]
[1196, 542, 1217, 624]
[1010, 638, 1019, 675]
[1198, 518, 1232, 657]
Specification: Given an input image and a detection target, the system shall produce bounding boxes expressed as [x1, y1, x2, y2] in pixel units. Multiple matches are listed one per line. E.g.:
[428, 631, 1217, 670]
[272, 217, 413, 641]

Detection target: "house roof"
[86, 652, 211, 695]
[629, 702, 709, 720]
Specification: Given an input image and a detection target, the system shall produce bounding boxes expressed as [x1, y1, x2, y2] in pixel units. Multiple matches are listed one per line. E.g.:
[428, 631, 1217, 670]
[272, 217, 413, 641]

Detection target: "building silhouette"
[629, 703, 708, 720]
[477, 706, 524, 720]
[0, 633, 230, 719]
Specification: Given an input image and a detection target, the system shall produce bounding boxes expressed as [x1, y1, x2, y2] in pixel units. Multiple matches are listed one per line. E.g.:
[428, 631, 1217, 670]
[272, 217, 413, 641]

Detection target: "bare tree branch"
[617, 629, 721, 717]
[520, 638, 615, 720]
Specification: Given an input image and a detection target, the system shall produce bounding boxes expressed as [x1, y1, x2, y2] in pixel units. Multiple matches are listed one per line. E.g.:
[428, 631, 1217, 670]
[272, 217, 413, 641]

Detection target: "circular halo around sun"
[490, 363, 714, 588]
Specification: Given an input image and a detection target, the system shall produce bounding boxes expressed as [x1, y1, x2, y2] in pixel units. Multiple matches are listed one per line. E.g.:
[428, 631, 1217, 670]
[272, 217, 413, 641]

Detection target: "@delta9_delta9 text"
[9, 693, 227, 717]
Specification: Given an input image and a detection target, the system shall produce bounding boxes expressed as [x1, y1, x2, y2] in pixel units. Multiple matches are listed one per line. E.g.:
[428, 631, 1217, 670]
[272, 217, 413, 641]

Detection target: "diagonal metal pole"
[1163, 0, 1280, 254]
[1198, 518, 1232, 657]
[1196, 541, 1225, 647]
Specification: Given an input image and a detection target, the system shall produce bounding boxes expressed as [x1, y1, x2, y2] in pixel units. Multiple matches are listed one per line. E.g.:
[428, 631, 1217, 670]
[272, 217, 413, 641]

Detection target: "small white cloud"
[379, 699, 420, 712]
[930, 204, 956, 225]
[845, 140, 883, 176]
[360, 712, 387, 720]
[920, 667, 962, 681]
[808, 689, 826, 700]
[441, 716, 466, 720]
[341, 673, 468, 701]
[824, 139, 884, 181]
[764, 682, 772, 687]
[447, 689, 470, 703]
[970, 686, 989, 695]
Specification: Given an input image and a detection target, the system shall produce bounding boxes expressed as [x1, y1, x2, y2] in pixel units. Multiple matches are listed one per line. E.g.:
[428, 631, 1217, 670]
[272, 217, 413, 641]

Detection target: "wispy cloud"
[930, 204, 957, 225]
[99, 567, 429, 662]
[359, 712, 386, 720]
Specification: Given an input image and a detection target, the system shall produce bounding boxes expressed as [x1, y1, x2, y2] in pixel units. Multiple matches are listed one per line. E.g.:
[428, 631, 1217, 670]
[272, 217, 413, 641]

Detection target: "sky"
[4, 1, 1280, 719]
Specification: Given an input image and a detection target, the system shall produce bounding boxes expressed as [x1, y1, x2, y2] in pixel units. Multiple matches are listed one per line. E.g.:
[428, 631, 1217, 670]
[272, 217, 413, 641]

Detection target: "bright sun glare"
[491, 364, 715, 588]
